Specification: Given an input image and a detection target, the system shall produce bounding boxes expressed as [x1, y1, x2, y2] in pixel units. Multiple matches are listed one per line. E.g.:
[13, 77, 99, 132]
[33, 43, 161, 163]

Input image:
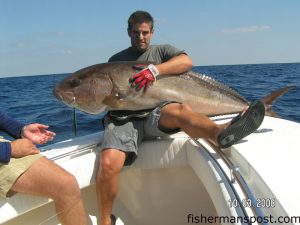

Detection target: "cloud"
[155, 17, 168, 25]
[55, 32, 65, 37]
[222, 25, 271, 34]
[16, 42, 25, 48]
[62, 49, 73, 54]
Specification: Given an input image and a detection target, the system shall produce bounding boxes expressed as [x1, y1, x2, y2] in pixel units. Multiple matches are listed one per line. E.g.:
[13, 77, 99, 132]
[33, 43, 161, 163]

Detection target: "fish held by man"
[53, 61, 295, 117]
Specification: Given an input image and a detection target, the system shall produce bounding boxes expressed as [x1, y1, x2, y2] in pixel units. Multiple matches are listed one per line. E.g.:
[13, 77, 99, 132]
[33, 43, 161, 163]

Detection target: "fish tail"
[261, 85, 296, 117]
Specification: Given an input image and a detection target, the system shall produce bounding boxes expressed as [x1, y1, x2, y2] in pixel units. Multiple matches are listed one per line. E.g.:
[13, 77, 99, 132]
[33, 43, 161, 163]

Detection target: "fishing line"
[72, 96, 77, 136]
[73, 107, 77, 136]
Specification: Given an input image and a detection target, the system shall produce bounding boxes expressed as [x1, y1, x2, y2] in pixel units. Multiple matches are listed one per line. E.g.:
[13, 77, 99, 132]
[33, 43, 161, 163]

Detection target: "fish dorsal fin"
[186, 71, 248, 103]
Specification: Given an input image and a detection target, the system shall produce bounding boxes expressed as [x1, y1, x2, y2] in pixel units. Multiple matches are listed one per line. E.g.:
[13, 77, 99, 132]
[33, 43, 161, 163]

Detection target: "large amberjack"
[53, 61, 295, 116]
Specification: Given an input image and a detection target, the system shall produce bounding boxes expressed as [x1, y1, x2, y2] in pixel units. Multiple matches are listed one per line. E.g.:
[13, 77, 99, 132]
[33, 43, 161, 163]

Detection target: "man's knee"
[158, 103, 192, 129]
[44, 158, 80, 195]
[97, 149, 125, 181]
[59, 171, 80, 194]
[178, 103, 192, 113]
[162, 102, 192, 116]
[50, 170, 82, 205]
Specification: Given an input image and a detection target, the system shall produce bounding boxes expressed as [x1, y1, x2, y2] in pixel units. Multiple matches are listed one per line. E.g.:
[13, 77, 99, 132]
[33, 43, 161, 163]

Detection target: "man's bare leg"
[160, 101, 264, 148]
[159, 103, 226, 144]
[96, 149, 126, 225]
[11, 157, 88, 225]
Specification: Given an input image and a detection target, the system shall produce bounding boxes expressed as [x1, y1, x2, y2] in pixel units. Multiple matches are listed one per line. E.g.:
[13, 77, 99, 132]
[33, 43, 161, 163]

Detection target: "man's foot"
[217, 100, 265, 148]
[98, 214, 116, 225]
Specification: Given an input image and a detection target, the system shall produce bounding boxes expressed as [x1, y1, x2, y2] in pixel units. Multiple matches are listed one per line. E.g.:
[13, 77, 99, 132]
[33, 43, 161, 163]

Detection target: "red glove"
[131, 64, 159, 91]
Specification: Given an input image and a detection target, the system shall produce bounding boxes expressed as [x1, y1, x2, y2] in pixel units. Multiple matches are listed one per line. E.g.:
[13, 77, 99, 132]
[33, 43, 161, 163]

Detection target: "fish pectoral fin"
[103, 95, 123, 108]
[115, 90, 129, 100]
[110, 85, 127, 100]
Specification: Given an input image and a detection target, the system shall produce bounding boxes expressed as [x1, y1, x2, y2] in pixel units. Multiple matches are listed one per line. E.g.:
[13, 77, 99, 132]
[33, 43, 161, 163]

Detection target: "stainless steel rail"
[193, 139, 270, 225]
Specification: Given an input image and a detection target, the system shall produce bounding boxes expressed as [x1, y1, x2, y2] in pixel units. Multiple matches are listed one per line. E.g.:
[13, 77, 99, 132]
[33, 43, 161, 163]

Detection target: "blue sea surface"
[0, 63, 299, 147]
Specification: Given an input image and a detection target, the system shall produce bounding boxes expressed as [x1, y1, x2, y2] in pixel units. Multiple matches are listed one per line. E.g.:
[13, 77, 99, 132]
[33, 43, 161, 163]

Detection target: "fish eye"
[69, 79, 81, 88]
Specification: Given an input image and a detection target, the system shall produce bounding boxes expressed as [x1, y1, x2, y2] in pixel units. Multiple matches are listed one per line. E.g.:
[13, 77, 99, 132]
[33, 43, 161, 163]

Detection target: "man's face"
[128, 22, 153, 52]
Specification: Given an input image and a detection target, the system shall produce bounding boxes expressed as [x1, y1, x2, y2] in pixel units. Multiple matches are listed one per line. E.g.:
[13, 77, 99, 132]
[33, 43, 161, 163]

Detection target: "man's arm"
[130, 53, 193, 91]
[0, 111, 54, 162]
[0, 111, 24, 163]
[0, 139, 40, 163]
[0, 111, 24, 138]
[155, 53, 193, 76]
[0, 142, 11, 163]
[0, 112, 22, 163]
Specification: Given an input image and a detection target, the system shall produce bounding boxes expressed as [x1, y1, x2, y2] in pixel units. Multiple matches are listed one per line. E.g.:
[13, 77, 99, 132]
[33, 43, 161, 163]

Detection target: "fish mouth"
[53, 87, 76, 106]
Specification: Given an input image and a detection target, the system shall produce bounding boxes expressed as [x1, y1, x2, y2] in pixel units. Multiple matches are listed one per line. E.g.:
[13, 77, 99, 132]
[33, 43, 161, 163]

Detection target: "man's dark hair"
[128, 10, 154, 31]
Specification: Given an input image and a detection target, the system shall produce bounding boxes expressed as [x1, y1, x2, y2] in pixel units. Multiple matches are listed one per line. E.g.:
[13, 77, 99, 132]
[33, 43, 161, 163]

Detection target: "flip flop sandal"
[217, 100, 265, 148]
[111, 214, 116, 225]
[229, 111, 242, 124]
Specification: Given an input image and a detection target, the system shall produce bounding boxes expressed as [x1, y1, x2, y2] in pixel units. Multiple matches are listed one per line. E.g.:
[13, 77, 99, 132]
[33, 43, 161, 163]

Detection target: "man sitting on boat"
[95, 10, 265, 225]
[0, 111, 89, 225]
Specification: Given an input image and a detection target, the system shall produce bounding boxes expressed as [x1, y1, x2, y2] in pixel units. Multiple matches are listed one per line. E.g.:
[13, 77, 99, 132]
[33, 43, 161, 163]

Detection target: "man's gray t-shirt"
[108, 44, 185, 63]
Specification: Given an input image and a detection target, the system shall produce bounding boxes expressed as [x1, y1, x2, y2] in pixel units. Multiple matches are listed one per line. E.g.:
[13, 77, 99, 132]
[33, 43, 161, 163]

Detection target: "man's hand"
[10, 139, 40, 158]
[22, 123, 56, 145]
[130, 64, 159, 91]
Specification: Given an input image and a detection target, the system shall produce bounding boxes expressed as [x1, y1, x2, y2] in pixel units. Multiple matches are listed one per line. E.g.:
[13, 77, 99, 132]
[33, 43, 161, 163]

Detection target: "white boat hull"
[1, 116, 299, 225]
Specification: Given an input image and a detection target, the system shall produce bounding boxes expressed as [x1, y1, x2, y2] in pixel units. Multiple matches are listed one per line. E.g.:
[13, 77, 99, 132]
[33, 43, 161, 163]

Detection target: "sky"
[1, 0, 300, 77]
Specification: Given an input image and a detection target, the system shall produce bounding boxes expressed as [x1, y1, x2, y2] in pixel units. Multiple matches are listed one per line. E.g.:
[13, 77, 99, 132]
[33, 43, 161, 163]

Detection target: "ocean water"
[0, 63, 299, 147]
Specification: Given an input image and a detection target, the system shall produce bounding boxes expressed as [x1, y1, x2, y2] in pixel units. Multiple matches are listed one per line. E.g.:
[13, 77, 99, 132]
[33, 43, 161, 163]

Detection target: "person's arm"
[131, 53, 193, 91]
[0, 139, 40, 163]
[0, 112, 22, 163]
[0, 111, 55, 163]
[1, 111, 55, 144]
[0, 111, 24, 163]
[0, 111, 24, 138]
[155, 53, 193, 76]
[0, 142, 11, 163]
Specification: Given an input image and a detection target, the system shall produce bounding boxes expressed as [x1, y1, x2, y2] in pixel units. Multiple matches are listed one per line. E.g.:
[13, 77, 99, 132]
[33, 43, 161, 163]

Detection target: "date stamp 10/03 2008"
[228, 198, 276, 208]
